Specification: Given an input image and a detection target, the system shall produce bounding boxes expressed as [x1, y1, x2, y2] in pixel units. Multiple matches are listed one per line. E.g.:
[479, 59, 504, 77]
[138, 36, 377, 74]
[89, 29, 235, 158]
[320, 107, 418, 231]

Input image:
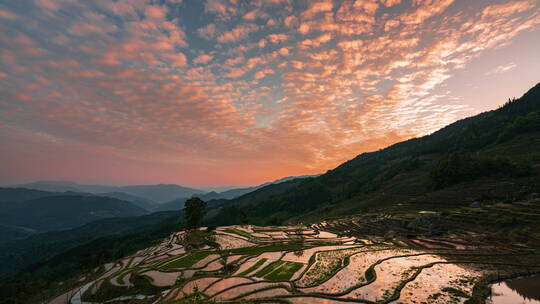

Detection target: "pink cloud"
[145, 5, 167, 20]
[193, 54, 213, 65]
[298, 23, 310, 35]
[0, 9, 16, 19]
[217, 24, 258, 43]
[254, 68, 274, 79]
[267, 33, 288, 43]
[380, 0, 401, 7]
[243, 9, 267, 20]
[35, 0, 59, 11]
[400, 0, 455, 25]
[225, 67, 246, 78]
[302, 0, 333, 19]
[353, 0, 379, 15]
[205, 0, 236, 19]
[197, 23, 217, 39]
[69, 22, 117, 36]
[284, 15, 298, 27]
[225, 55, 244, 65]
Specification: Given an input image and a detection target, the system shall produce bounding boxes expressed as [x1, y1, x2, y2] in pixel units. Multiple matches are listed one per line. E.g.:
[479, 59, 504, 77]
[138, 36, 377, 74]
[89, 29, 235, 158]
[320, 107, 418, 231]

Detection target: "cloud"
[205, 0, 236, 19]
[243, 8, 268, 20]
[1, 0, 539, 185]
[400, 0, 456, 25]
[284, 15, 298, 27]
[267, 33, 288, 43]
[35, 0, 60, 11]
[380, 0, 401, 7]
[278, 47, 289, 56]
[302, 0, 333, 19]
[193, 54, 213, 65]
[0, 9, 16, 19]
[486, 62, 517, 75]
[197, 23, 217, 40]
[217, 24, 258, 43]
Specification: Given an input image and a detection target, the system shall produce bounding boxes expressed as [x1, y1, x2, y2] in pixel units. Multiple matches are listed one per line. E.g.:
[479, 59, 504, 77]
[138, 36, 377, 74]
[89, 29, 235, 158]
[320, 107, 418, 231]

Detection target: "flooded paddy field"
[488, 276, 540, 304]
[46, 205, 540, 304]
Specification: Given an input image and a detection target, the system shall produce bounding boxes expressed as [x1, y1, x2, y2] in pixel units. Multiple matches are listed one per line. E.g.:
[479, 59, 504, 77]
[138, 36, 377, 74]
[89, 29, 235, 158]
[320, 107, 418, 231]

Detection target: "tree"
[184, 197, 206, 229]
[239, 209, 248, 225]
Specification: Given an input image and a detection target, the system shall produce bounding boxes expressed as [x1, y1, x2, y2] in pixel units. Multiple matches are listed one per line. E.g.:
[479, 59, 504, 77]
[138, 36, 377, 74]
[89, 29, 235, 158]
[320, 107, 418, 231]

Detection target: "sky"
[0, 0, 539, 187]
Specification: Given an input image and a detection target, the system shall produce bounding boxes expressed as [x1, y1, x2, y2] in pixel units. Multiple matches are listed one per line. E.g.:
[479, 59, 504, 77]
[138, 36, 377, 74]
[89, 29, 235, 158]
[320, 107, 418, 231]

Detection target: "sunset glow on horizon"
[1, 0, 539, 187]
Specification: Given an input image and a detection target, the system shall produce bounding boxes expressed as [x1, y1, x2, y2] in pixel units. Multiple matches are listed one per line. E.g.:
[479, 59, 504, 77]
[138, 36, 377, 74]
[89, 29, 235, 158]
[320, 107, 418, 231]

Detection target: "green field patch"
[254, 261, 285, 278]
[265, 261, 303, 281]
[238, 258, 268, 276]
[159, 251, 213, 270]
[223, 242, 310, 255]
[224, 228, 255, 238]
[224, 228, 270, 240]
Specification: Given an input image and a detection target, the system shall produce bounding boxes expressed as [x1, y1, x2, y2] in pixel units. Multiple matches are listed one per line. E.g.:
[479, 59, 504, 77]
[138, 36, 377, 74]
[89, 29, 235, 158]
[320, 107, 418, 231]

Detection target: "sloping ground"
[43, 221, 540, 304]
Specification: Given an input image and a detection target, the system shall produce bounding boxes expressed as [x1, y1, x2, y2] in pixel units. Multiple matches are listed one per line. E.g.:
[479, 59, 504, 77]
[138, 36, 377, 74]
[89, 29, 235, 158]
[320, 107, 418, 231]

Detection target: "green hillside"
[210, 82, 540, 225]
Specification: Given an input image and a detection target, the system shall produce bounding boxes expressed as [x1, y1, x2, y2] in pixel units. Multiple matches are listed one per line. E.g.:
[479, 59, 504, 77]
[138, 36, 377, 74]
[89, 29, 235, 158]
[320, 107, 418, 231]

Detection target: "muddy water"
[489, 276, 540, 304]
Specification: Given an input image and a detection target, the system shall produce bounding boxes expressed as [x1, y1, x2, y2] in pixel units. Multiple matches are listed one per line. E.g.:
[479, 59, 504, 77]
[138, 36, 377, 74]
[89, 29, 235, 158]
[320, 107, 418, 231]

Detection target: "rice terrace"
[47, 198, 540, 304]
[1, 0, 540, 303]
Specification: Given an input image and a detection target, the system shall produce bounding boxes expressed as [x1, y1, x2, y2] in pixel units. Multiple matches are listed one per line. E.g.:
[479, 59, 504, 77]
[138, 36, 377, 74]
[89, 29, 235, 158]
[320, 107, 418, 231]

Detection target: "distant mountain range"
[0, 174, 321, 241]
[0, 192, 147, 240]
[10, 181, 204, 203]
[10, 176, 319, 206]
[154, 174, 320, 212]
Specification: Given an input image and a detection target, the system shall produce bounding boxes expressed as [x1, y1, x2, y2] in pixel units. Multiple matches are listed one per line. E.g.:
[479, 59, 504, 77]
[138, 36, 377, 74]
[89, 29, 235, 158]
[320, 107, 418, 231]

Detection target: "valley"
[42, 197, 540, 304]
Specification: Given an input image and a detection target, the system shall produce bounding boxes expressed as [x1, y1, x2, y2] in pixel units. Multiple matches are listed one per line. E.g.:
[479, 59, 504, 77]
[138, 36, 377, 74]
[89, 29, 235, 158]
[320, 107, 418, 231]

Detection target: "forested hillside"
[207, 83, 540, 224]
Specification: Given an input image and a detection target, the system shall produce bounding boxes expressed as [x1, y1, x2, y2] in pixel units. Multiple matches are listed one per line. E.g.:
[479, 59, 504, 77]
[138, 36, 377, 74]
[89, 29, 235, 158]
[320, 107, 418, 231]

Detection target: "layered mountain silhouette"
[11, 181, 204, 203]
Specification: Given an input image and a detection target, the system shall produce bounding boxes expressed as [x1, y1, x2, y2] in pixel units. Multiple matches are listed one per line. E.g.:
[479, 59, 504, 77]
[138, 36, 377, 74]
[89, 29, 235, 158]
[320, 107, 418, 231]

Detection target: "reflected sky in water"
[489, 276, 540, 304]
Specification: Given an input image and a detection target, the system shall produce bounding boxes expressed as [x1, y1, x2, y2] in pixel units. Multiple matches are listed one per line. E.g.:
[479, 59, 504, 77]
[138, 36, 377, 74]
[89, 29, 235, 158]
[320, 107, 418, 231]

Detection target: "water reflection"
[489, 276, 540, 304]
